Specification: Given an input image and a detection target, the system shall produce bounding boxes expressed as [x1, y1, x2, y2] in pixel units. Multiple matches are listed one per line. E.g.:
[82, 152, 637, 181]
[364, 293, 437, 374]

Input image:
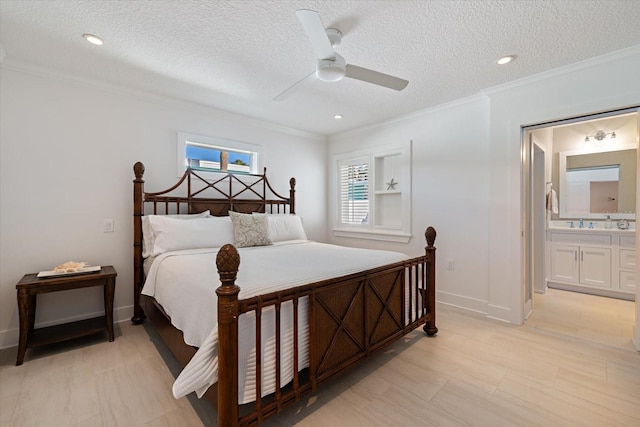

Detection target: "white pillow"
[141, 211, 210, 258]
[147, 216, 234, 256]
[229, 211, 271, 248]
[259, 214, 308, 242]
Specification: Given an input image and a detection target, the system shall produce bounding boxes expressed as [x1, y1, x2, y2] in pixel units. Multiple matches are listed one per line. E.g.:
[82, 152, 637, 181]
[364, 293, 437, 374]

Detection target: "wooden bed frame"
[132, 161, 438, 426]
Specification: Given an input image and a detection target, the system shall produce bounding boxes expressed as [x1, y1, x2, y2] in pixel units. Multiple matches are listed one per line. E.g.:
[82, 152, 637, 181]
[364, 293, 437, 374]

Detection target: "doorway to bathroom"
[522, 106, 639, 348]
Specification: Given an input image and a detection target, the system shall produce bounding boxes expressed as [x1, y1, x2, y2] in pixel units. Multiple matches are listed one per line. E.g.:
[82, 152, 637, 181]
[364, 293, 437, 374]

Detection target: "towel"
[546, 188, 558, 214]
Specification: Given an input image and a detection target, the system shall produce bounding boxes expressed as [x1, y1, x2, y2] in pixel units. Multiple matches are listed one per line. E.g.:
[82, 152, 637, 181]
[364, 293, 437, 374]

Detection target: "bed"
[132, 161, 438, 426]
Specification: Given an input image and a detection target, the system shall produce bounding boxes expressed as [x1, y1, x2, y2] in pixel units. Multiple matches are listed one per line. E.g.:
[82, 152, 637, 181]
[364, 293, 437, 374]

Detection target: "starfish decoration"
[386, 179, 398, 190]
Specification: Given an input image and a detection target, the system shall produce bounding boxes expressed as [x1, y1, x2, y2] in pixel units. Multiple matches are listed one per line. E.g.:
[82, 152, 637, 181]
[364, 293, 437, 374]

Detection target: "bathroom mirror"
[559, 145, 637, 219]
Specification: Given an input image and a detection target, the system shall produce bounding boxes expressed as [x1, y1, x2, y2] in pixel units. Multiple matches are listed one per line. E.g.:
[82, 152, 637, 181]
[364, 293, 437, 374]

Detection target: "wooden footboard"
[216, 228, 437, 427]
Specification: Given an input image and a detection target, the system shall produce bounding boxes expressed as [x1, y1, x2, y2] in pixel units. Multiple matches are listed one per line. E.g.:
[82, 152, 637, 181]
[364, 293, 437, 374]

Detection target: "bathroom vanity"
[546, 224, 636, 300]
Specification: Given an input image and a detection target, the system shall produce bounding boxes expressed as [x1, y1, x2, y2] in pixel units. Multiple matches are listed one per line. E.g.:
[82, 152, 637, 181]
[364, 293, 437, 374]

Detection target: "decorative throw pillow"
[229, 211, 271, 248]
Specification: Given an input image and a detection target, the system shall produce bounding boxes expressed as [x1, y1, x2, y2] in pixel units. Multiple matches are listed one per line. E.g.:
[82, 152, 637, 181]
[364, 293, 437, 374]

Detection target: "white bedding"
[141, 240, 409, 403]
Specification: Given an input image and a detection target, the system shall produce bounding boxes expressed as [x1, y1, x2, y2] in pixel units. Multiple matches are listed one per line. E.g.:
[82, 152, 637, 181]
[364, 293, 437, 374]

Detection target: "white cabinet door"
[580, 246, 611, 288]
[551, 245, 579, 283]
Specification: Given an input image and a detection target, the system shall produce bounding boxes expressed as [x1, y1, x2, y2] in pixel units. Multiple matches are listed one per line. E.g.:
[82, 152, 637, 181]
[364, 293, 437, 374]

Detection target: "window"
[177, 132, 260, 177]
[339, 158, 370, 225]
[333, 141, 412, 243]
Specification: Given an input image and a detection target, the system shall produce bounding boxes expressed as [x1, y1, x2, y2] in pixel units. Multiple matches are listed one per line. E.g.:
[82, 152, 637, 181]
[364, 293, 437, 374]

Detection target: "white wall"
[486, 46, 640, 327]
[2, 46, 639, 350]
[328, 97, 492, 313]
[0, 65, 327, 348]
[328, 46, 640, 339]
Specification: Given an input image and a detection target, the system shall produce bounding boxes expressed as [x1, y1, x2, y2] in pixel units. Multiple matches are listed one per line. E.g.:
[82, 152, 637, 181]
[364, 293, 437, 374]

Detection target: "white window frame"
[332, 141, 412, 243]
[176, 132, 261, 178]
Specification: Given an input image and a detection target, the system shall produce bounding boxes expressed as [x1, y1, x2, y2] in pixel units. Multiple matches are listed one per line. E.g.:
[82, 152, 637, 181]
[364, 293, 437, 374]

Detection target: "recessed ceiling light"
[497, 55, 516, 65]
[334, 114, 343, 119]
[83, 34, 103, 46]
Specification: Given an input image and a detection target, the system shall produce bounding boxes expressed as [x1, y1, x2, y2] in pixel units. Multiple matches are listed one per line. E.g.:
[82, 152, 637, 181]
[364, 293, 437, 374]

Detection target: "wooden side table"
[15, 265, 117, 365]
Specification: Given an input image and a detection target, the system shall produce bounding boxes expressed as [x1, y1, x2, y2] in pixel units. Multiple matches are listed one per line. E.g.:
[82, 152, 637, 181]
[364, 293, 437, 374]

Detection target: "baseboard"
[436, 290, 488, 314]
[486, 304, 514, 324]
[0, 305, 134, 350]
[548, 282, 635, 301]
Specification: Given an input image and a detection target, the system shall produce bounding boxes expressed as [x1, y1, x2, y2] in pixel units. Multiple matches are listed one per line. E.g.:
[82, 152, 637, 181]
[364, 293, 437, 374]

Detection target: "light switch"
[103, 219, 114, 233]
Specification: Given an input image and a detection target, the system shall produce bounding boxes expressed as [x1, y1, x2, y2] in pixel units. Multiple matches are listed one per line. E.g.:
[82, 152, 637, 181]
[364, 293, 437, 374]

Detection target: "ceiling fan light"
[316, 54, 346, 82]
[316, 67, 344, 82]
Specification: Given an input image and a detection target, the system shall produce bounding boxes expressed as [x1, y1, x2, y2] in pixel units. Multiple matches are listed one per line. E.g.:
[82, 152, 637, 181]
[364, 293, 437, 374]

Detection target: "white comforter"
[141, 240, 408, 403]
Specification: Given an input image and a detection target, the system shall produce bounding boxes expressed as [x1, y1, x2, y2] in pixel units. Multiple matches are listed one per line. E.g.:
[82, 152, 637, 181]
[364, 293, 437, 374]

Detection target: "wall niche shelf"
[374, 190, 402, 195]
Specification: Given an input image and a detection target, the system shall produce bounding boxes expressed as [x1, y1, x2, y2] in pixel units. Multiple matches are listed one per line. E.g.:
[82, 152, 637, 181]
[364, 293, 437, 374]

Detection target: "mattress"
[141, 240, 409, 403]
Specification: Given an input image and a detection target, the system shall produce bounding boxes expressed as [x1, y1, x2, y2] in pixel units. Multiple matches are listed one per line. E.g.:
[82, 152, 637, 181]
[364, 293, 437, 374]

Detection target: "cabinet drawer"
[619, 270, 637, 292]
[620, 235, 635, 248]
[619, 249, 636, 269]
[550, 233, 611, 245]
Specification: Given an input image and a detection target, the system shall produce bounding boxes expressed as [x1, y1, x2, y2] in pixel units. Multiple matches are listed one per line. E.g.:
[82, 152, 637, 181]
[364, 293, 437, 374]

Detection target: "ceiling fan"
[274, 9, 409, 101]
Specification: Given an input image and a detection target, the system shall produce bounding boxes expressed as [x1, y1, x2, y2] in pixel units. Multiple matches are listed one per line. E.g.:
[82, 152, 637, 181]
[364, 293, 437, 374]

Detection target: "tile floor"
[1, 289, 638, 426]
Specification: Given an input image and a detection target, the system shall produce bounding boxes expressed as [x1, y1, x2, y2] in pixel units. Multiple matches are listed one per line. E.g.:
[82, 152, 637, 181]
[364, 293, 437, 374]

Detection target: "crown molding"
[329, 94, 488, 140]
[330, 44, 640, 140]
[0, 57, 326, 142]
[482, 44, 640, 96]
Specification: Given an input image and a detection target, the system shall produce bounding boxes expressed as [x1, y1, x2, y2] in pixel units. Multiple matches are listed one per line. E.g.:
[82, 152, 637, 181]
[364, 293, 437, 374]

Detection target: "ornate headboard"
[131, 161, 296, 323]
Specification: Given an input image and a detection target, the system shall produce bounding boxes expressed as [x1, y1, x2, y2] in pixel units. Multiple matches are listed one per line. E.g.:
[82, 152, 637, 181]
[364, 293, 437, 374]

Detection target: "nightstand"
[15, 265, 117, 365]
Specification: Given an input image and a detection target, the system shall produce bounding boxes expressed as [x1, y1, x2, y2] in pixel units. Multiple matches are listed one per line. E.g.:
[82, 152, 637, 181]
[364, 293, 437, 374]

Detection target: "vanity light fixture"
[334, 114, 343, 119]
[82, 33, 104, 46]
[497, 55, 516, 65]
[585, 130, 616, 142]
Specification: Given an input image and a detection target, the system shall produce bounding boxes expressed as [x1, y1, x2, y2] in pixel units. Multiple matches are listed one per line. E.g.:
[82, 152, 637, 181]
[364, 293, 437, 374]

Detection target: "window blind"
[339, 160, 369, 225]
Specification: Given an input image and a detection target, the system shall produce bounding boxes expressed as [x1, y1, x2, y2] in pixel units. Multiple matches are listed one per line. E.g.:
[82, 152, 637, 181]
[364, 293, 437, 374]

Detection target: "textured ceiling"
[1, 0, 640, 136]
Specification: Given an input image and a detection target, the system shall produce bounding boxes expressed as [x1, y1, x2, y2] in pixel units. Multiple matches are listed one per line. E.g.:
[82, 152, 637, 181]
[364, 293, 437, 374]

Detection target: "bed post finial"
[423, 226, 438, 337]
[425, 226, 436, 248]
[289, 177, 296, 214]
[216, 244, 240, 426]
[134, 162, 145, 180]
[216, 244, 241, 282]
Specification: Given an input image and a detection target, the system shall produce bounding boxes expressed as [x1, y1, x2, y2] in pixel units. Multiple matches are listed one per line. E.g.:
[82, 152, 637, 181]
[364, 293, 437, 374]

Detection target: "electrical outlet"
[447, 259, 455, 271]
[103, 219, 114, 233]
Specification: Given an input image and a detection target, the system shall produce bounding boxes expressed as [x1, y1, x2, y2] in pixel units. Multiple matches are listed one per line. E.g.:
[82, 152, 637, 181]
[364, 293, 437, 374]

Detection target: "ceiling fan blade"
[345, 64, 409, 91]
[296, 9, 335, 60]
[273, 71, 317, 101]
